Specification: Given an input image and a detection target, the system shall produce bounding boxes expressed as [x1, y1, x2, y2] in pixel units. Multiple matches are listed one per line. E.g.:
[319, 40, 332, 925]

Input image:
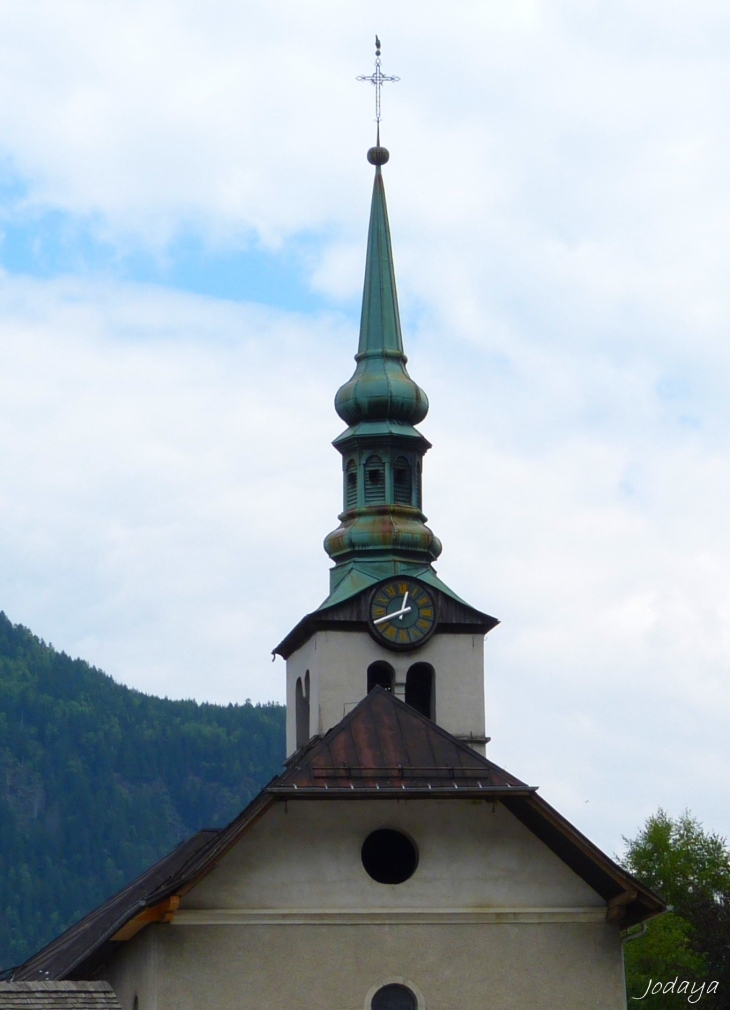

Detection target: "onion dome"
[324, 506, 442, 564]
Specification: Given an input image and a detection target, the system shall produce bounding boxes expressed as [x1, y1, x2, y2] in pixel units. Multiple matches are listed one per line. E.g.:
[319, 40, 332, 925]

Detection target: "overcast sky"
[1, 0, 729, 854]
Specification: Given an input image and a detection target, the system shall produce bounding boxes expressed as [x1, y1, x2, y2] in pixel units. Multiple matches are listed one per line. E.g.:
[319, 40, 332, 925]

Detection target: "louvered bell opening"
[368, 660, 394, 693]
[406, 662, 435, 720]
[345, 460, 358, 509]
[393, 456, 412, 505]
[364, 455, 385, 504]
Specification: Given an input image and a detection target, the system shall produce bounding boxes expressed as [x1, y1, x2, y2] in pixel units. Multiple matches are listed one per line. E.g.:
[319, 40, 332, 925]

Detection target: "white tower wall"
[285, 630, 487, 757]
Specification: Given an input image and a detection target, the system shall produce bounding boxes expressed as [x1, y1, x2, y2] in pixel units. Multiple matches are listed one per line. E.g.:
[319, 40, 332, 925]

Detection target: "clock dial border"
[367, 578, 439, 652]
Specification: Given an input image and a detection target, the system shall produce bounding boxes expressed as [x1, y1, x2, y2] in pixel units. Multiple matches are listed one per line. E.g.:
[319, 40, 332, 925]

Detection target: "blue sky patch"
[0, 193, 352, 316]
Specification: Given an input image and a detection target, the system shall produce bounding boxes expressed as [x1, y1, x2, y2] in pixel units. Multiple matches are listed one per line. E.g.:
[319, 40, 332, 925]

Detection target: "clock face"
[368, 579, 438, 651]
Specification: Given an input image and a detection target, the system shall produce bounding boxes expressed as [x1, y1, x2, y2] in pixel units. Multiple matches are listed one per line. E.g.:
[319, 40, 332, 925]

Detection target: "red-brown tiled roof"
[272, 686, 531, 796]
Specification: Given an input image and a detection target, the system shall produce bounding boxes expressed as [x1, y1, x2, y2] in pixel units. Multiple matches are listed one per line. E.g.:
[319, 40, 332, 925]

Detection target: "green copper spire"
[321, 144, 449, 609]
[357, 158, 403, 357]
[335, 155, 429, 427]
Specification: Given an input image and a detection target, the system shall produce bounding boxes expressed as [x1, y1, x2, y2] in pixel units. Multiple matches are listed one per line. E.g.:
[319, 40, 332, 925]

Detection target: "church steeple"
[322, 143, 443, 605]
[276, 50, 498, 756]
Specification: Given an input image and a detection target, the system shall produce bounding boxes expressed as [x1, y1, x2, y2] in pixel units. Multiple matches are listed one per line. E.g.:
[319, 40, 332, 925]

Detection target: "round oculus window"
[361, 829, 418, 884]
[371, 984, 417, 1010]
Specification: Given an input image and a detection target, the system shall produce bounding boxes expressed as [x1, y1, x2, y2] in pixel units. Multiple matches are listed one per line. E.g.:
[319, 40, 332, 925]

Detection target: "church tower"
[275, 140, 498, 756]
[9, 45, 666, 1010]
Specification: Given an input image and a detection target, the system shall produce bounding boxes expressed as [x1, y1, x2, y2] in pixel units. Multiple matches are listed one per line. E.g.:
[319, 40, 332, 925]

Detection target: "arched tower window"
[371, 984, 417, 1010]
[295, 671, 310, 749]
[393, 456, 412, 505]
[415, 460, 422, 509]
[367, 661, 394, 693]
[364, 455, 385, 505]
[345, 459, 358, 510]
[405, 663, 434, 720]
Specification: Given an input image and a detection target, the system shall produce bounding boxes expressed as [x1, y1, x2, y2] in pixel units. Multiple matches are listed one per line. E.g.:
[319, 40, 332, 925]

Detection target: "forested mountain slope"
[0, 611, 285, 971]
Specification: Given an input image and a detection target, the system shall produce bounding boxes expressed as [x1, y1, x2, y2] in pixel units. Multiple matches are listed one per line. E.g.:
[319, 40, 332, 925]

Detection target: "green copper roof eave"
[316, 562, 474, 612]
[332, 419, 432, 448]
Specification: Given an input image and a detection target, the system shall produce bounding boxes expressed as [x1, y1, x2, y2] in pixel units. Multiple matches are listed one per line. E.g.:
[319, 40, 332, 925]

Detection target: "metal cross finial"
[357, 36, 399, 138]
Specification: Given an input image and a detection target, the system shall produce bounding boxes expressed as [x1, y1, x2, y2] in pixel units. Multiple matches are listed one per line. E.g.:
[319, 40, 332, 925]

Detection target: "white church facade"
[5, 115, 664, 1010]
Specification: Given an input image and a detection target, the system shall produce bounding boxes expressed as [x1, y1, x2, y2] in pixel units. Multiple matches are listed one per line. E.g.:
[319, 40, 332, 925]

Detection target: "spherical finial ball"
[367, 146, 390, 166]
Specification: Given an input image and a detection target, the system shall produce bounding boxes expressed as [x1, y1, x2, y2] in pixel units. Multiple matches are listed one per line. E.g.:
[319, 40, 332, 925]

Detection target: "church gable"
[176, 690, 660, 927]
[179, 797, 606, 918]
[9, 689, 664, 984]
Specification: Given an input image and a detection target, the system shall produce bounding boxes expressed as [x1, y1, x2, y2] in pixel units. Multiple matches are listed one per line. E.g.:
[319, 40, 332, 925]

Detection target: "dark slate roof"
[0, 982, 121, 1008]
[273, 582, 499, 659]
[9, 689, 665, 982]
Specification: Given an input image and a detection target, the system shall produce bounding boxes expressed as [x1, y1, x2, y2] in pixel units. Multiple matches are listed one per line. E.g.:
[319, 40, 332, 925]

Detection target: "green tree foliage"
[621, 810, 730, 1007]
[0, 611, 285, 971]
[623, 913, 708, 1006]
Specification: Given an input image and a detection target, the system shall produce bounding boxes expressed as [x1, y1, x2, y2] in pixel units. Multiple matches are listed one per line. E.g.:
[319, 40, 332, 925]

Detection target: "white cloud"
[0, 0, 728, 851]
[0, 273, 346, 700]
